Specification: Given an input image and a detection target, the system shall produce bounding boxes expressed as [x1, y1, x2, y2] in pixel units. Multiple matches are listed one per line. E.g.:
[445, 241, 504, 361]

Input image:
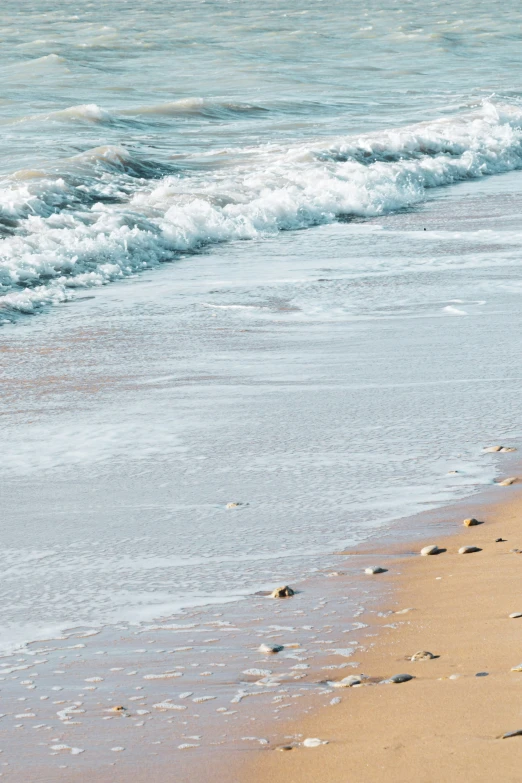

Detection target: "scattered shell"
[463, 518, 480, 527]
[270, 586, 294, 598]
[458, 546, 482, 554]
[364, 566, 388, 575]
[410, 651, 435, 661]
[501, 730, 522, 739]
[258, 644, 284, 654]
[395, 608, 414, 615]
[449, 674, 460, 680]
[110, 706, 126, 713]
[498, 477, 517, 486]
[303, 738, 328, 748]
[178, 744, 199, 750]
[484, 445, 516, 453]
[111, 747, 125, 752]
[511, 664, 522, 672]
[226, 502, 244, 509]
[382, 673, 414, 684]
[329, 675, 362, 688]
[277, 745, 294, 751]
[420, 545, 440, 556]
[509, 613, 522, 619]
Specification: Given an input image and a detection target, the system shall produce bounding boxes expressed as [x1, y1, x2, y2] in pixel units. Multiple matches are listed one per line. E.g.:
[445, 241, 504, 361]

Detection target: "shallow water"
[2, 0, 522, 652]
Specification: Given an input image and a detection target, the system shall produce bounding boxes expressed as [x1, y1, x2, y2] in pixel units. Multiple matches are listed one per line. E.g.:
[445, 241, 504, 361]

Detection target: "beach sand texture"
[238, 490, 522, 783]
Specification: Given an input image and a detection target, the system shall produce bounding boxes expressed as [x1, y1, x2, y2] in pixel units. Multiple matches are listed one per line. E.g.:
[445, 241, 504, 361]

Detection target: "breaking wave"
[2, 100, 522, 319]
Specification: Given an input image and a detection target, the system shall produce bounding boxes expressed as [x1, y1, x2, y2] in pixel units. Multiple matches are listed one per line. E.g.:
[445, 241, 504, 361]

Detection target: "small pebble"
[302, 738, 328, 748]
[270, 586, 294, 598]
[449, 674, 460, 680]
[463, 518, 480, 527]
[364, 566, 387, 575]
[458, 546, 481, 554]
[509, 613, 522, 619]
[496, 538, 506, 543]
[410, 651, 435, 661]
[420, 545, 440, 556]
[382, 673, 414, 684]
[475, 672, 489, 677]
[277, 745, 294, 751]
[501, 730, 522, 739]
[258, 644, 284, 654]
[329, 675, 362, 688]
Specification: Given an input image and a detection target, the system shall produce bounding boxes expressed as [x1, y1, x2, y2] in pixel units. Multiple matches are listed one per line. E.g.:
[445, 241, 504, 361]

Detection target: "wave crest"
[1, 100, 522, 319]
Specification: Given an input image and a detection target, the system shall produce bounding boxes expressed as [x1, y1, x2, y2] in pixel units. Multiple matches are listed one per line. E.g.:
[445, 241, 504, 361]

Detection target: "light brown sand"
[239, 489, 522, 783]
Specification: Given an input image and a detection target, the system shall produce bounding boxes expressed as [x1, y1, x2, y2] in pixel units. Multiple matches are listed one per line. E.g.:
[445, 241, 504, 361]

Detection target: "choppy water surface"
[2, 0, 522, 314]
[2, 0, 522, 653]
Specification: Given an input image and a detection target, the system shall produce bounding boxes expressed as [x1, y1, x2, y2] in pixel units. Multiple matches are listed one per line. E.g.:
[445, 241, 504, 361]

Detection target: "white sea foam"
[2, 101, 522, 318]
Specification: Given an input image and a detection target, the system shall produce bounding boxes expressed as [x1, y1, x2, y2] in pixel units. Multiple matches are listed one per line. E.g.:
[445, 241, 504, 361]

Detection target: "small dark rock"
[382, 673, 415, 684]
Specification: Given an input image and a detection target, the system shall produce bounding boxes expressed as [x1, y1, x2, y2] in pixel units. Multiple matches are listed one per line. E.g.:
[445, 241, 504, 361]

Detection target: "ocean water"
[2, 0, 522, 652]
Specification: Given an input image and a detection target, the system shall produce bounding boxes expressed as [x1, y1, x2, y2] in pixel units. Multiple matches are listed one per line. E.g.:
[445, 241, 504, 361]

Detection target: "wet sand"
[237, 484, 522, 783]
[1, 465, 521, 780]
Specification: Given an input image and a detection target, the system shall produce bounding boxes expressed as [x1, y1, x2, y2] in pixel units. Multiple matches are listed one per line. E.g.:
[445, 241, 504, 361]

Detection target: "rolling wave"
[1, 100, 522, 319]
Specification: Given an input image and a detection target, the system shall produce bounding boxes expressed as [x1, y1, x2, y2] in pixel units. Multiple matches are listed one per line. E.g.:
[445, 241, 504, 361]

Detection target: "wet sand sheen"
[236, 486, 522, 783]
[2, 474, 518, 782]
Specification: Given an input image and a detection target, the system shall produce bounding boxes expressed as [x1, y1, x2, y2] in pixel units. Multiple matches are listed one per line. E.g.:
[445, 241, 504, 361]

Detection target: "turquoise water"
[1, 0, 522, 651]
[1, 0, 522, 314]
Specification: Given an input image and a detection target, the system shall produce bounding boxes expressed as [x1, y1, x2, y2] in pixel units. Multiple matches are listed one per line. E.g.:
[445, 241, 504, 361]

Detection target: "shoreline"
[0, 451, 519, 781]
[2, 465, 517, 782]
[233, 478, 522, 782]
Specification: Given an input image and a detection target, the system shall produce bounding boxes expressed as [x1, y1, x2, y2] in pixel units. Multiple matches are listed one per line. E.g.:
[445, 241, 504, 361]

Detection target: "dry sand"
[238, 488, 522, 783]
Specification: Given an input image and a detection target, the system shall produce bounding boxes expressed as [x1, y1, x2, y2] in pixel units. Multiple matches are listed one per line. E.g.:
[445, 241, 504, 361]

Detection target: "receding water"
[2, 0, 522, 653]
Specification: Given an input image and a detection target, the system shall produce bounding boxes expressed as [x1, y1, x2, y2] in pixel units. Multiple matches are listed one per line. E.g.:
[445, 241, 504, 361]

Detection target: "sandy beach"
[4, 1, 522, 779]
[233, 483, 522, 783]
